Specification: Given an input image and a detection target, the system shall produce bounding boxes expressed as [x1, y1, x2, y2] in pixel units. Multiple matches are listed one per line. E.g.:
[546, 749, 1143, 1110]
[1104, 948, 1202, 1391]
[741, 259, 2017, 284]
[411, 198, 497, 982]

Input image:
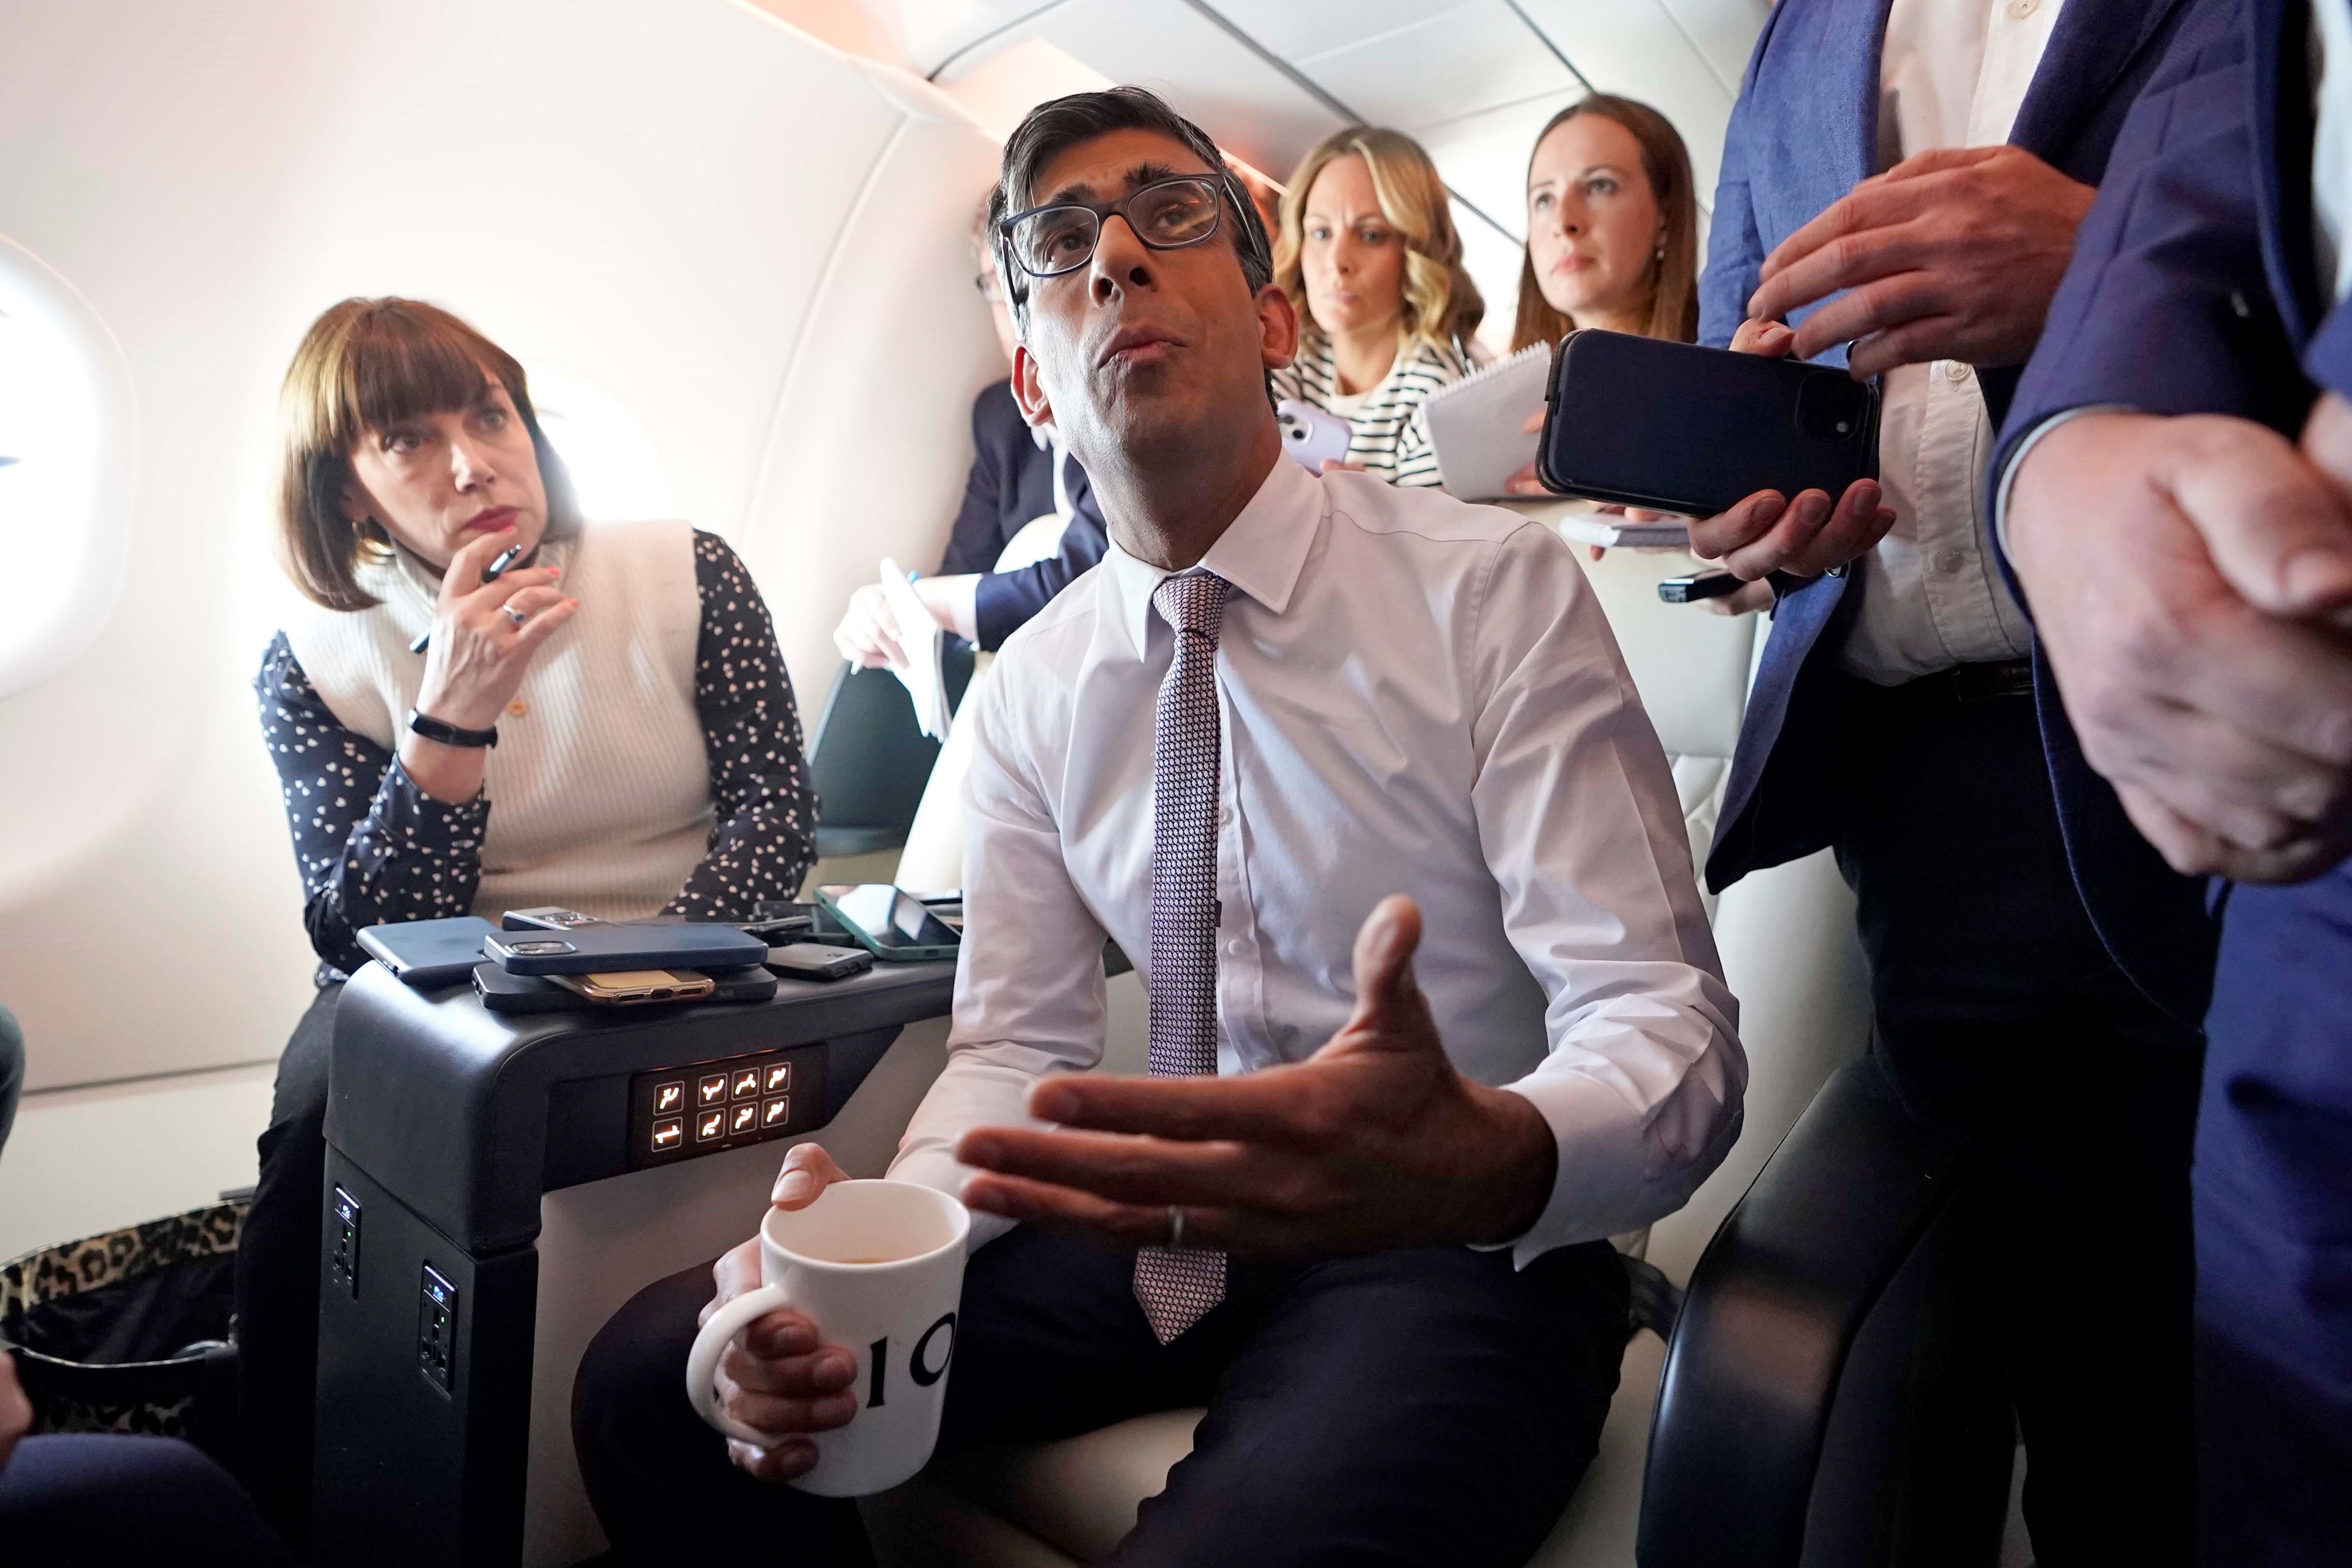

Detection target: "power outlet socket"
[417, 1264, 458, 1394]
[328, 1186, 361, 1299]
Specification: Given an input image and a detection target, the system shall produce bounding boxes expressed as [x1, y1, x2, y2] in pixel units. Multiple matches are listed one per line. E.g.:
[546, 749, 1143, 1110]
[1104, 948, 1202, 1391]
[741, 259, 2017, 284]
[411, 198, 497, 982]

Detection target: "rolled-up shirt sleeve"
[886, 664, 1109, 1251]
[1468, 524, 1746, 1264]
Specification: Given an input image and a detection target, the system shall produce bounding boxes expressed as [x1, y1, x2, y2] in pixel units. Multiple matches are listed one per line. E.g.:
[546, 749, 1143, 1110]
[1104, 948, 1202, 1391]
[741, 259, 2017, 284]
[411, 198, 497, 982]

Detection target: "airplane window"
[529, 368, 675, 522]
[0, 234, 134, 698]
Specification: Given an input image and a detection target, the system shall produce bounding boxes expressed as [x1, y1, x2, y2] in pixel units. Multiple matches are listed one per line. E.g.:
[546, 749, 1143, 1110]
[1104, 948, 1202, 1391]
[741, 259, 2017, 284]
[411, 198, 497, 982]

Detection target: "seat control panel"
[629, 1045, 824, 1170]
[418, 1264, 458, 1394]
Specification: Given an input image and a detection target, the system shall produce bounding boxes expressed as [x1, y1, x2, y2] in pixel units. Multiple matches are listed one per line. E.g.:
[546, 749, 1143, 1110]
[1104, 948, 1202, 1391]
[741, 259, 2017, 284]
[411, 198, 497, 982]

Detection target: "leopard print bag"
[0, 1198, 245, 1440]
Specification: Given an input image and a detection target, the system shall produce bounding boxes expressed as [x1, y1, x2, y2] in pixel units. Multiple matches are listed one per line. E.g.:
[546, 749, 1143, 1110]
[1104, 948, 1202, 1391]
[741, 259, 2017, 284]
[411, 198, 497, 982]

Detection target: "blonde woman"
[1271, 126, 1483, 485]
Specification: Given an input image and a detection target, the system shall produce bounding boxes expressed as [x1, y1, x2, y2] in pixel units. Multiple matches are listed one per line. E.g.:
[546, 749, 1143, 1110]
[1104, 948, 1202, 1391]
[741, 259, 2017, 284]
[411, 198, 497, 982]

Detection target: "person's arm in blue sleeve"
[253, 632, 489, 975]
[968, 494, 1110, 651]
[2306, 296, 2352, 396]
[665, 533, 819, 919]
[1994, 5, 2303, 507]
[1696, 18, 1775, 351]
[1990, 1, 2352, 884]
[938, 387, 1014, 578]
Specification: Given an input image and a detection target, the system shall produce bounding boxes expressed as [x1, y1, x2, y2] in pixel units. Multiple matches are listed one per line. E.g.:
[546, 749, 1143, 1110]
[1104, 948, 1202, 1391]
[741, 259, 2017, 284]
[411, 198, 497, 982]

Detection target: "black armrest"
[1637, 1054, 2009, 1568]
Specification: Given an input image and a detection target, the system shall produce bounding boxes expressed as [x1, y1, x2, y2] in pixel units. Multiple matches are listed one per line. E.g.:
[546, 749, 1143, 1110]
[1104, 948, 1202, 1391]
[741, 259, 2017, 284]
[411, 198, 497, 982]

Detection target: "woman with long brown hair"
[1505, 95, 1702, 497]
[1512, 94, 1699, 351]
[1271, 126, 1484, 485]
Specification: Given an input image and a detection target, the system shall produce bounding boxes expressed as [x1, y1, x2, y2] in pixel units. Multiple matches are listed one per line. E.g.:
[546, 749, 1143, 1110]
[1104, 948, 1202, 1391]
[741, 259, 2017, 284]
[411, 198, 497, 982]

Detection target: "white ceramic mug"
[684, 1179, 970, 1497]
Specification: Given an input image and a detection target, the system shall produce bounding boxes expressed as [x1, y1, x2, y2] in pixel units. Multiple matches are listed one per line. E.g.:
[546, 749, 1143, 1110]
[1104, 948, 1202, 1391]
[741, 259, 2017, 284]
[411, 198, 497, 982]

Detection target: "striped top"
[1271, 335, 1473, 487]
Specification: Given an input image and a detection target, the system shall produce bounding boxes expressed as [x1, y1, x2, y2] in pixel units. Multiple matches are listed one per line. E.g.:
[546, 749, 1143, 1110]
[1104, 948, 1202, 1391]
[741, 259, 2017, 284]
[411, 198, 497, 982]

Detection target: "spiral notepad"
[1419, 344, 1552, 501]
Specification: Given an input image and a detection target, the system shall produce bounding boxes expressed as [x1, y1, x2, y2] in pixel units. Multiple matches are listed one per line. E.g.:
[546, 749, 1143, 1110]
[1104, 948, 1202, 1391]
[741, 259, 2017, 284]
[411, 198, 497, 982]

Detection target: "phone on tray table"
[811, 884, 962, 963]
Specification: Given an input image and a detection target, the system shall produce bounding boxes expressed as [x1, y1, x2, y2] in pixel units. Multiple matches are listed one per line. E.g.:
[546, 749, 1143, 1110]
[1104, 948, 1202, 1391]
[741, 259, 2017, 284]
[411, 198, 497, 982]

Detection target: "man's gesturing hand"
[1747, 145, 2096, 378]
[2007, 407, 2352, 882]
[955, 897, 1559, 1257]
[702, 1144, 861, 1483]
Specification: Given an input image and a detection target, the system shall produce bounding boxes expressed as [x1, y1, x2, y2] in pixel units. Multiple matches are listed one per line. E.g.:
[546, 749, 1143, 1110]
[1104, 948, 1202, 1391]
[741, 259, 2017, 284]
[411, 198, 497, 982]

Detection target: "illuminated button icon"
[731, 1069, 762, 1101]
[731, 1103, 760, 1135]
[653, 1081, 686, 1114]
[698, 1074, 729, 1106]
[762, 1096, 791, 1128]
[763, 1062, 791, 1094]
[650, 1118, 684, 1152]
[695, 1110, 726, 1143]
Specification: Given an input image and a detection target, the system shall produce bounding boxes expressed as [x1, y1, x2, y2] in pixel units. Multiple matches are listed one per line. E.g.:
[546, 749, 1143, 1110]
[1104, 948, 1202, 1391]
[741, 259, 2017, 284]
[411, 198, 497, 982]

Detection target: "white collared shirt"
[1842, 0, 2062, 683]
[888, 457, 1745, 1263]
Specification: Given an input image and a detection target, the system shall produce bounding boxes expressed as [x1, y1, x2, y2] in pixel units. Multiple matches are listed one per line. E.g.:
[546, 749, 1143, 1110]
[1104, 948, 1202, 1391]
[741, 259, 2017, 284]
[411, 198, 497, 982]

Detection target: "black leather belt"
[1903, 657, 2035, 705]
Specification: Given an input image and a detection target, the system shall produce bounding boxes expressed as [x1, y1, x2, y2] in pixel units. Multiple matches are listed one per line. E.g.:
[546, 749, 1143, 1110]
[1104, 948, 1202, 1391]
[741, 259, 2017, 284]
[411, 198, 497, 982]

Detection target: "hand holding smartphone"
[1538, 331, 1880, 517]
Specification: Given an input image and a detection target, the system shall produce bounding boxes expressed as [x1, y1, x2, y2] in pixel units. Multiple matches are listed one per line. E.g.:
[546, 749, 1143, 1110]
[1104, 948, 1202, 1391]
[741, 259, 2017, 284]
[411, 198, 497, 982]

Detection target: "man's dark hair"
[989, 86, 1274, 332]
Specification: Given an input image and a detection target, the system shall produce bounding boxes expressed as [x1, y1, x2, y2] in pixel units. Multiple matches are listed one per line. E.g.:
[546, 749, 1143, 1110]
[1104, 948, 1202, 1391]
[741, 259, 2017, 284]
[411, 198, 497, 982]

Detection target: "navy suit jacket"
[1700, 0, 2228, 941]
[943, 381, 1109, 651]
[1992, 0, 2350, 1023]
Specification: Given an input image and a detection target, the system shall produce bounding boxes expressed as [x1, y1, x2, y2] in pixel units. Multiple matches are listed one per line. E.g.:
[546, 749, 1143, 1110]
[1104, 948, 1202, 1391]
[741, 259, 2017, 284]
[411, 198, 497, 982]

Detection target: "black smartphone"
[356, 917, 499, 988]
[484, 922, 771, 975]
[1538, 330, 1880, 517]
[742, 901, 819, 941]
[501, 907, 608, 932]
[473, 963, 583, 1014]
[766, 942, 875, 981]
[1657, 571, 1747, 604]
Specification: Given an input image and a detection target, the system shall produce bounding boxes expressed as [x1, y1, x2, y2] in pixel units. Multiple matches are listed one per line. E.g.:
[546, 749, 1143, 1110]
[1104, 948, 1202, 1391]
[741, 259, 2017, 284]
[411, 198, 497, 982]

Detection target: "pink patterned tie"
[1132, 571, 1233, 1344]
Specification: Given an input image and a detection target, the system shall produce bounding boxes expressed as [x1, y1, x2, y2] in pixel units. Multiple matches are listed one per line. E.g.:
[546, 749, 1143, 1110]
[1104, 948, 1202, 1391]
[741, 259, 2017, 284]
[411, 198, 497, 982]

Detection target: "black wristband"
[406, 708, 499, 748]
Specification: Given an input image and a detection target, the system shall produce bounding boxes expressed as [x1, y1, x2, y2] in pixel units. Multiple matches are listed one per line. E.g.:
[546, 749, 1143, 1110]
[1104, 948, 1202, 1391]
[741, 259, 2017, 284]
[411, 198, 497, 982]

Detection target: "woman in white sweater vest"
[237, 298, 818, 1547]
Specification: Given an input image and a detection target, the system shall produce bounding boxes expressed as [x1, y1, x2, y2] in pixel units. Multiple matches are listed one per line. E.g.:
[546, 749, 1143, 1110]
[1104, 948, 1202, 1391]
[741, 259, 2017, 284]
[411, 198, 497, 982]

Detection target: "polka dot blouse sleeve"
[666, 533, 819, 920]
[254, 630, 490, 980]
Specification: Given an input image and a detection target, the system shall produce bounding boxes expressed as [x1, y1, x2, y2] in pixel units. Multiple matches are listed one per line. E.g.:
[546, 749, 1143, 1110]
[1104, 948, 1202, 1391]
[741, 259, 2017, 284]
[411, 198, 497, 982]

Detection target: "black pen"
[409, 545, 525, 654]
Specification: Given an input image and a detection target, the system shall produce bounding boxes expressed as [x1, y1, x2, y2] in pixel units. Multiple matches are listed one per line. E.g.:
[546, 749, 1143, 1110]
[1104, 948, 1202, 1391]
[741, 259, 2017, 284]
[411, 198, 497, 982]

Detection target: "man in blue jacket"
[1690, 0, 2234, 1558]
[1997, 0, 2352, 1557]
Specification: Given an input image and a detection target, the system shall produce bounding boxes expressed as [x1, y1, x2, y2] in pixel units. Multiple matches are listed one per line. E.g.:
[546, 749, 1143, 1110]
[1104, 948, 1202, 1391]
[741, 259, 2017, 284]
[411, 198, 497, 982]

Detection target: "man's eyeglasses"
[998, 175, 1226, 280]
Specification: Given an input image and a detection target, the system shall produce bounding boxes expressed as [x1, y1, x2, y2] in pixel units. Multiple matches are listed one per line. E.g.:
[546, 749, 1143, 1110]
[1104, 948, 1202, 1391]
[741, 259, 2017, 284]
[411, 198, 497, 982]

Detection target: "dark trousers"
[1833, 681, 2204, 1568]
[2194, 863, 2352, 1567]
[574, 1227, 1630, 1567]
[233, 981, 342, 1553]
[0, 1433, 297, 1565]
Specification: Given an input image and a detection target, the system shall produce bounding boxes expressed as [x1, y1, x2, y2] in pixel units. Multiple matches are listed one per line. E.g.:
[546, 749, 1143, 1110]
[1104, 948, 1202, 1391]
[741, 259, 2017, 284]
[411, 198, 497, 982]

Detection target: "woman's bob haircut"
[274, 297, 580, 611]
[1274, 126, 1484, 356]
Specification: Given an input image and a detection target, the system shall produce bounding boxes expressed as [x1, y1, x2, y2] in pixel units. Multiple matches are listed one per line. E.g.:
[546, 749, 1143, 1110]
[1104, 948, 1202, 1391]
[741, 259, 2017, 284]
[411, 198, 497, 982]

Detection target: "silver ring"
[504, 605, 528, 629]
[1167, 1205, 1185, 1251]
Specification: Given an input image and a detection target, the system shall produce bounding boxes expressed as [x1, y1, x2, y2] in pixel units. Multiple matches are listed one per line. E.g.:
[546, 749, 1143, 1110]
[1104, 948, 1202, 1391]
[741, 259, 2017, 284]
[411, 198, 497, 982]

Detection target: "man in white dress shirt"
[573, 87, 1740, 1565]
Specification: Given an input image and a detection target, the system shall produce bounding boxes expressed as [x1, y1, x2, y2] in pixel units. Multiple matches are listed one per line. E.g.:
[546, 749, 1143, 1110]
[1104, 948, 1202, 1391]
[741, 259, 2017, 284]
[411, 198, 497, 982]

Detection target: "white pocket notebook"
[1420, 344, 1552, 501]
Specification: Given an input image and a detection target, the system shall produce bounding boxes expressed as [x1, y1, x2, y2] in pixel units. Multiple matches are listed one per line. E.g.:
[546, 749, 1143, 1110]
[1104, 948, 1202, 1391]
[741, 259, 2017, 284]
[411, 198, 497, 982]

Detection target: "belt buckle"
[1952, 659, 2034, 705]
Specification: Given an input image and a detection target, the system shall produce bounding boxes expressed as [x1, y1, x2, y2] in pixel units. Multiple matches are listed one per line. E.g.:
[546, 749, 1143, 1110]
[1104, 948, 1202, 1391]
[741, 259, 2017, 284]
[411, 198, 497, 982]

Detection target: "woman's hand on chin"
[401, 527, 579, 802]
[414, 527, 578, 729]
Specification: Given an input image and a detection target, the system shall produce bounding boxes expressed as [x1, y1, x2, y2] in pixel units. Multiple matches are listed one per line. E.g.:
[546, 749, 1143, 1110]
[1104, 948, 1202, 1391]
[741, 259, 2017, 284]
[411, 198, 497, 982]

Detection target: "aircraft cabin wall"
[0, 0, 1001, 1101]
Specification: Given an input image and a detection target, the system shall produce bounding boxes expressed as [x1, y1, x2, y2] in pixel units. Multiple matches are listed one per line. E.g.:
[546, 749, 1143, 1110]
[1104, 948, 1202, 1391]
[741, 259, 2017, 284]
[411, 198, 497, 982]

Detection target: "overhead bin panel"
[984, 0, 1348, 178]
[1287, 3, 1583, 137]
[1514, 0, 1763, 202]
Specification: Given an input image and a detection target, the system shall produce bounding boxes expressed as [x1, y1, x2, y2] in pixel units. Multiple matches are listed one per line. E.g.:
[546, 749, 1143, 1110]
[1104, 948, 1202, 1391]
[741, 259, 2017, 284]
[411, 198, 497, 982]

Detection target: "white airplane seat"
[862, 508, 1872, 1568]
[893, 508, 1068, 895]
